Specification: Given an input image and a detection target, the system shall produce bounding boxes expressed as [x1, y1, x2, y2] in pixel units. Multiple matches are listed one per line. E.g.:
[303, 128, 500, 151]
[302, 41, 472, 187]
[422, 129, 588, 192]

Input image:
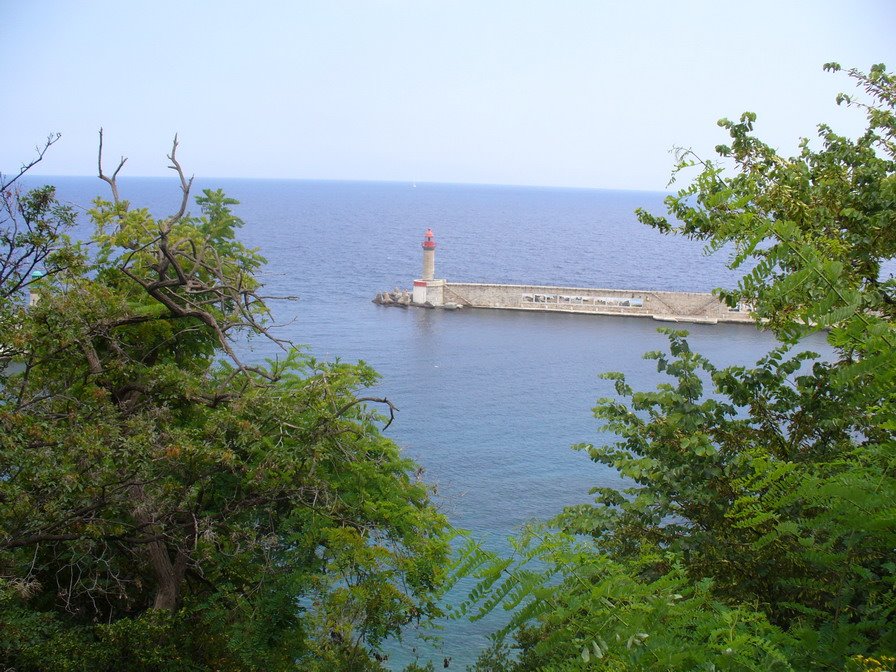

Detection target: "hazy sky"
[3, 0, 895, 190]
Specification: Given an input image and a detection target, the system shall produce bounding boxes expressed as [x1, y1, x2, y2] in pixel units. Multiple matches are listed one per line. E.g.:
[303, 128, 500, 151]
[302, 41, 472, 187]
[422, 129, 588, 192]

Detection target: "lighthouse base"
[412, 279, 445, 306]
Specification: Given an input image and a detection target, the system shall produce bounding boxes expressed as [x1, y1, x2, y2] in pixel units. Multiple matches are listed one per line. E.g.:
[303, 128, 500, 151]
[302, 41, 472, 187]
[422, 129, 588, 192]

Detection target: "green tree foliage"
[459, 64, 896, 670]
[0, 137, 449, 670]
[0, 134, 78, 339]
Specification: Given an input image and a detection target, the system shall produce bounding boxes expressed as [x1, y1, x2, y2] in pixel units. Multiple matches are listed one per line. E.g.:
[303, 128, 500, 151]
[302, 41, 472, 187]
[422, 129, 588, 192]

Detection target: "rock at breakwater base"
[373, 290, 464, 311]
[373, 290, 413, 307]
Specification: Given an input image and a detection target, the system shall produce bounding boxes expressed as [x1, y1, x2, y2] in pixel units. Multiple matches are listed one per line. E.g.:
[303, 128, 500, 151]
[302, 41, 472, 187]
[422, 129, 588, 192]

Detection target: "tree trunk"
[129, 484, 187, 611]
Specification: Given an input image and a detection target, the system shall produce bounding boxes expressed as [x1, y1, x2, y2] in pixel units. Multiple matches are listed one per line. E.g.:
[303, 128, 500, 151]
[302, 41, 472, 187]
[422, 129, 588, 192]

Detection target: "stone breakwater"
[375, 282, 754, 324]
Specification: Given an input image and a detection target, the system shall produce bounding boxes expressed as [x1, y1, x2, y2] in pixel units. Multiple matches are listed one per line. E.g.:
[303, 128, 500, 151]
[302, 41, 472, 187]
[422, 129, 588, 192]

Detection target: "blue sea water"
[24, 176, 831, 668]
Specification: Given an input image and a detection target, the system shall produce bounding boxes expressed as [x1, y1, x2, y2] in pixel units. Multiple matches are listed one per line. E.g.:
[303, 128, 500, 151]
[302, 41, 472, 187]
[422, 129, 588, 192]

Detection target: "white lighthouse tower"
[412, 228, 445, 305]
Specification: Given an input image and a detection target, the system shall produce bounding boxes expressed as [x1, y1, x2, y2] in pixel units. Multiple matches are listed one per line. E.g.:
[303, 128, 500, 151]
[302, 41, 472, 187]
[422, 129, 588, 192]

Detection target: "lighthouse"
[412, 228, 445, 305]
[421, 228, 436, 280]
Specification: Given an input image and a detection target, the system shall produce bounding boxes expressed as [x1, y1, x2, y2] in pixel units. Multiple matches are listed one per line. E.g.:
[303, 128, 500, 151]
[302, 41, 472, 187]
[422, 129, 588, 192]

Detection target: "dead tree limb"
[97, 128, 127, 204]
[336, 397, 399, 430]
[162, 134, 193, 230]
[1, 133, 62, 192]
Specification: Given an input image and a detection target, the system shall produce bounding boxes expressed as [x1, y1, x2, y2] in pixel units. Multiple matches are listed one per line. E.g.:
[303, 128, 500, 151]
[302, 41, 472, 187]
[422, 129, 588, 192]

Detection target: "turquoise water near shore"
[26, 176, 832, 668]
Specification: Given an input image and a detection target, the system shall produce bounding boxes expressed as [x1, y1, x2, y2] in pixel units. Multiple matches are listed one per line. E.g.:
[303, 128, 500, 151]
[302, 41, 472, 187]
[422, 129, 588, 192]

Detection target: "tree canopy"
[0, 136, 449, 671]
[457, 63, 896, 671]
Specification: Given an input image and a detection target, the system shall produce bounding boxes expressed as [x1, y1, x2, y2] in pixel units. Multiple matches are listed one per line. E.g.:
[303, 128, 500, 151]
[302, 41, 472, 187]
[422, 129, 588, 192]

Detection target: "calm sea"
[23, 176, 831, 668]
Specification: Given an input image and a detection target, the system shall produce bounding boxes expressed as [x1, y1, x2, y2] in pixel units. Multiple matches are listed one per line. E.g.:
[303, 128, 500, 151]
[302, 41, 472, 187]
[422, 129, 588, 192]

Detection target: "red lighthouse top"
[422, 228, 436, 250]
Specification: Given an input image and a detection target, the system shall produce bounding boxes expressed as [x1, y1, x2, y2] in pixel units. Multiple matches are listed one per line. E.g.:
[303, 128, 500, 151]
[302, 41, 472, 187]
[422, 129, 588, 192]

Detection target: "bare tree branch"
[162, 134, 193, 229]
[1, 133, 62, 192]
[80, 340, 103, 376]
[97, 128, 126, 204]
[1, 532, 83, 550]
[336, 397, 399, 430]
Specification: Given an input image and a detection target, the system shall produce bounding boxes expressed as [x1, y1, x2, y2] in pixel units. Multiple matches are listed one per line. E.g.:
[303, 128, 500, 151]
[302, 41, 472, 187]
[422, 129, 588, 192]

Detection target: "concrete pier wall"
[441, 282, 753, 324]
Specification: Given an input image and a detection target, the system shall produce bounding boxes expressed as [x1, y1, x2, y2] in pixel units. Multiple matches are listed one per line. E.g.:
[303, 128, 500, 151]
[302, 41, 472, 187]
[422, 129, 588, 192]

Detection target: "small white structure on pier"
[412, 228, 445, 306]
[28, 270, 44, 307]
